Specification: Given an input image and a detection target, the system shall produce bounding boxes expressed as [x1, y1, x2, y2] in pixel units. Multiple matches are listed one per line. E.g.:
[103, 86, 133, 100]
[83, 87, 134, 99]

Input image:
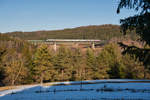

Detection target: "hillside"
[5, 24, 137, 40]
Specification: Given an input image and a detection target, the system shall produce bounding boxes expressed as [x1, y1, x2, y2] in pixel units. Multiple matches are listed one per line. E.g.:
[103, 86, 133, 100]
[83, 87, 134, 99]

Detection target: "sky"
[0, 0, 136, 33]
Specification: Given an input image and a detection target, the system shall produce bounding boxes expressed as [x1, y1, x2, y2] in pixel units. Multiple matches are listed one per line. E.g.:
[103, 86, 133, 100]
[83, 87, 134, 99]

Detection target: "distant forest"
[4, 24, 137, 40]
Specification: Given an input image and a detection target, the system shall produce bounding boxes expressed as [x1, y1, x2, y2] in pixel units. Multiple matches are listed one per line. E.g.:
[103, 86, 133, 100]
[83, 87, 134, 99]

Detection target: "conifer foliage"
[33, 44, 53, 84]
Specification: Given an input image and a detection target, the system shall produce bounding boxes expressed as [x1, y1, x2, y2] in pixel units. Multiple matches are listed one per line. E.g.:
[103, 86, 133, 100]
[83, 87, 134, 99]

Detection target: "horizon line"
[1, 24, 120, 34]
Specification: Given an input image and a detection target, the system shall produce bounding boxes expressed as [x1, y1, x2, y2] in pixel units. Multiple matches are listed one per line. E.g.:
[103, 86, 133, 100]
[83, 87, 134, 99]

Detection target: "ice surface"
[0, 80, 150, 100]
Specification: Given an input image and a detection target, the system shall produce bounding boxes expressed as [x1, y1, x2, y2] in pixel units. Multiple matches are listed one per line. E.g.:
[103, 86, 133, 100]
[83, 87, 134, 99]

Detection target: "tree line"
[0, 34, 149, 86]
[4, 24, 138, 40]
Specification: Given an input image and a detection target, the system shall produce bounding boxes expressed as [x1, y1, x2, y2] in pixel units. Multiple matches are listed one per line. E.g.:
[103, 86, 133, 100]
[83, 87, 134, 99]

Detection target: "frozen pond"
[0, 79, 150, 100]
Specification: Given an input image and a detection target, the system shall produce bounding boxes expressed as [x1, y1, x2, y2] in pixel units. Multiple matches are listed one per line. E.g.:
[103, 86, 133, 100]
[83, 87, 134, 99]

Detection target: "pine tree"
[122, 54, 145, 79]
[0, 48, 6, 86]
[33, 44, 53, 84]
[71, 48, 84, 81]
[99, 43, 125, 78]
[96, 54, 109, 79]
[85, 48, 96, 80]
[54, 46, 72, 81]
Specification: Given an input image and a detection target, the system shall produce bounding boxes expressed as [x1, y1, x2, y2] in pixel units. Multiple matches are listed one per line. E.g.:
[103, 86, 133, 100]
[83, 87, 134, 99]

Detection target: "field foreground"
[0, 79, 150, 100]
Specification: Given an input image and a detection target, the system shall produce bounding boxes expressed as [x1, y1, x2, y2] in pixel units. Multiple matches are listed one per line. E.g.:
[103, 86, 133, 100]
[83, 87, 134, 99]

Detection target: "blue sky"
[0, 0, 136, 33]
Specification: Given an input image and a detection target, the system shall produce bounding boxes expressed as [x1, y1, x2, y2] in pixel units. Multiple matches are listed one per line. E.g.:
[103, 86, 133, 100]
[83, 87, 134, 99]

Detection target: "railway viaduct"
[28, 39, 102, 51]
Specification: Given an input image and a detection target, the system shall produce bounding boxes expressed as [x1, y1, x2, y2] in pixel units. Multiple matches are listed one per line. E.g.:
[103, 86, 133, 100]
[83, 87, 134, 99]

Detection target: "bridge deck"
[28, 39, 101, 43]
[46, 39, 101, 42]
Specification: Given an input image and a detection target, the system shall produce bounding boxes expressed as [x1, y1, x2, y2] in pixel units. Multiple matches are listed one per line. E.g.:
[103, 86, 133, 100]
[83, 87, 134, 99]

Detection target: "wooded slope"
[5, 24, 137, 40]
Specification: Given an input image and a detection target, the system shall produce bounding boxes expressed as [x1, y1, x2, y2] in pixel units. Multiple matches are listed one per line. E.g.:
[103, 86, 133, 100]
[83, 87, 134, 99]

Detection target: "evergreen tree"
[96, 54, 109, 79]
[122, 54, 145, 79]
[108, 62, 125, 79]
[85, 48, 96, 80]
[0, 48, 6, 86]
[33, 44, 54, 84]
[99, 43, 125, 78]
[54, 46, 72, 81]
[71, 48, 85, 81]
[117, 0, 150, 45]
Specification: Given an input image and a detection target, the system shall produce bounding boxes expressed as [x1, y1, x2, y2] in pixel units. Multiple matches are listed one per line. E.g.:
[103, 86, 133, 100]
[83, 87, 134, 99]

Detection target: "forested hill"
[5, 24, 137, 40]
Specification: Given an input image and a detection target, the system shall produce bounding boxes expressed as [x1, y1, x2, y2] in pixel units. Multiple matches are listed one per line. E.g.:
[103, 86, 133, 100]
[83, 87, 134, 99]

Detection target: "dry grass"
[0, 86, 15, 92]
[0, 83, 39, 92]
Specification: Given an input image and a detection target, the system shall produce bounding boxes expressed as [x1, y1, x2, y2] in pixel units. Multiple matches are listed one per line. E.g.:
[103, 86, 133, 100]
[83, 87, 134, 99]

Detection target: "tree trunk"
[40, 73, 43, 86]
[61, 69, 64, 81]
[76, 68, 79, 79]
[11, 61, 23, 86]
[144, 69, 147, 79]
[11, 80, 15, 86]
[13, 62, 23, 86]
[83, 68, 86, 80]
